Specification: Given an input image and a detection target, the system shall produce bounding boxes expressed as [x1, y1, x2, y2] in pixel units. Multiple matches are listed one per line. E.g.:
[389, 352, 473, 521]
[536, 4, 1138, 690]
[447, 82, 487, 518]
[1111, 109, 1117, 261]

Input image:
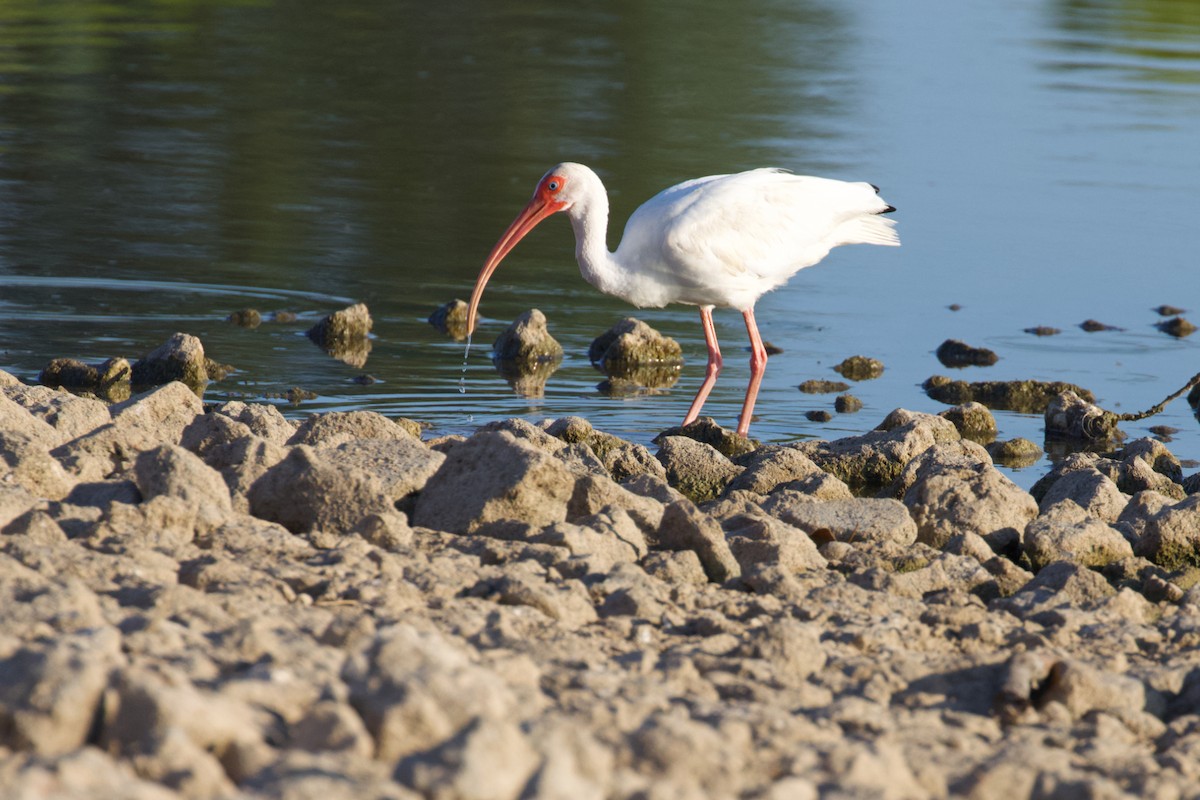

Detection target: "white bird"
[468, 162, 899, 436]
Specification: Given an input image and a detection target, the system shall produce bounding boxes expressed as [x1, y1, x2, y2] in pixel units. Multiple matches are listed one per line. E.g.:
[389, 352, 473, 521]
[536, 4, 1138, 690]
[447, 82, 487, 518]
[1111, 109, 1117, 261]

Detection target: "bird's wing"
[665, 170, 893, 278]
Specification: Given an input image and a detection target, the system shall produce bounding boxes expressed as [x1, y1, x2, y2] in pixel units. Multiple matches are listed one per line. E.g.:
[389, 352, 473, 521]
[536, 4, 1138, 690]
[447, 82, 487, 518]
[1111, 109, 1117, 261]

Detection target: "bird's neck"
[568, 191, 622, 296]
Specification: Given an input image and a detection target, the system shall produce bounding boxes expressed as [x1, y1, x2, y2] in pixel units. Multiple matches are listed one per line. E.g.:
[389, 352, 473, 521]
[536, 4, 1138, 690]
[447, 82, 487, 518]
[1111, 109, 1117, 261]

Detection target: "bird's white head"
[466, 162, 601, 337]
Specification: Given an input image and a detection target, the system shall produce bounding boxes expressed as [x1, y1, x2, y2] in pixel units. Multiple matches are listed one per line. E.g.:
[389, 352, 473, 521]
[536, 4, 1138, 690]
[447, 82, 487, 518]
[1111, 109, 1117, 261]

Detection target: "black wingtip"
[881, 204, 897, 214]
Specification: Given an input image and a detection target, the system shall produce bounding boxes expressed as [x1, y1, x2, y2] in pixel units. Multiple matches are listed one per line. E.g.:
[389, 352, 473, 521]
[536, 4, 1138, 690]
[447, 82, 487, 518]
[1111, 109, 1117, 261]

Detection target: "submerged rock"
[936, 339, 999, 368]
[832, 355, 884, 381]
[798, 379, 850, 394]
[1024, 325, 1061, 336]
[493, 309, 563, 364]
[923, 375, 1094, 413]
[588, 317, 682, 386]
[1157, 316, 1196, 338]
[428, 299, 474, 341]
[307, 303, 374, 367]
[226, 308, 262, 328]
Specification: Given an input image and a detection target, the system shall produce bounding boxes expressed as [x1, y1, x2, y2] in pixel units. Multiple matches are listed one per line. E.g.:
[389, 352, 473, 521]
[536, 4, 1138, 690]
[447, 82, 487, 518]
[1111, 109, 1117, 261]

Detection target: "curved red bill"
[467, 195, 563, 337]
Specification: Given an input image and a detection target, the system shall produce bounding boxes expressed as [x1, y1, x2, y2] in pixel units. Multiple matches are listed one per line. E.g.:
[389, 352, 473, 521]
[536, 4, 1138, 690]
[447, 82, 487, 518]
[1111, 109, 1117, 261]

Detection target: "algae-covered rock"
[130, 333, 209, 387]
[939, 402, 997, 443]
[654, 417, 757, 459]
[798, 379, 850, 394]
[493, 309, 563, 364]
[936, 339, 999, 368]
[655, 436, 742, 504]
[1045, 390, 1121, 443]
[226, 309, 262, 328]
[832, 355, 884, 381]
[835, 394, 863, 413]
[987, 437, 1043, 468]
[307, 303, 373, 367]
[588, 317, 682, 385]
[923, 375, 1094, 413]
[1157, 316, 1196, 338]
[39, 357, 131, 401]
[428, 299, 475, 341]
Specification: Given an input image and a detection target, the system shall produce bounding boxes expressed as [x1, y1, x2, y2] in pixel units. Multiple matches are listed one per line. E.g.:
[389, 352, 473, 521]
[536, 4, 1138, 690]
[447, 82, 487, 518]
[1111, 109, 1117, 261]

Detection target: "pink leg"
[682, 306, 721, 427]
[737, 307, 768, 436]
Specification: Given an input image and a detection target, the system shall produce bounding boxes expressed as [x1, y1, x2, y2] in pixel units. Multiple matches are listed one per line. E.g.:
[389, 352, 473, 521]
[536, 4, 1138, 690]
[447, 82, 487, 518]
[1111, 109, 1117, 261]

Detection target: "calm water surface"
[1, 0, 1198, 488]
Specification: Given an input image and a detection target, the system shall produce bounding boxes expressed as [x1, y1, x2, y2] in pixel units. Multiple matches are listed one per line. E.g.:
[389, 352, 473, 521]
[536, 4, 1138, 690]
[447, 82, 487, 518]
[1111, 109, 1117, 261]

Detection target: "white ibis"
[468, 162, 899, 436]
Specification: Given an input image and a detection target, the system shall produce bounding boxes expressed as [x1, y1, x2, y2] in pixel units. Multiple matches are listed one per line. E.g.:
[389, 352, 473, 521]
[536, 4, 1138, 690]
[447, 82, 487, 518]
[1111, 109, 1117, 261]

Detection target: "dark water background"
[1, 0, 1198, 488]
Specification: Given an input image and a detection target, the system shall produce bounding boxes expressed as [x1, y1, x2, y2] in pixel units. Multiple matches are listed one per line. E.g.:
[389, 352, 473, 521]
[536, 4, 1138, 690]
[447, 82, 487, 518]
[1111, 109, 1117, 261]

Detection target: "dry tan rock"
[412, 430, 578, 535]
[1023, 501, 1133, 571]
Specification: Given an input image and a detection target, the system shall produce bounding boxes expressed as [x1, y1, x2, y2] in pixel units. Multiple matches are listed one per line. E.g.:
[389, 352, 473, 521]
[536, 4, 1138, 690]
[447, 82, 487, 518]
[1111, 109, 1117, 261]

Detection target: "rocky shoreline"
[2, 367, 1200, 800]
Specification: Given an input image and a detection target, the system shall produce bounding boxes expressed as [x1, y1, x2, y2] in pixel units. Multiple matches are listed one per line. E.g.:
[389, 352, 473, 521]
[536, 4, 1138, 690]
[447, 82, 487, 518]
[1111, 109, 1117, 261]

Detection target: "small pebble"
[805, 410, 833, 422]
[1154, 304, 1186, 316]
[1080, 319, 1121, 332]
[1024, 326, 1061, 336]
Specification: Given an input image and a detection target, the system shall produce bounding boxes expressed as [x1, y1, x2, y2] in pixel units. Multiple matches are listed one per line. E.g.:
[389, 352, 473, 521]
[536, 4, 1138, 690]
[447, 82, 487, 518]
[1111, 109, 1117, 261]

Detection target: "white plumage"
[468, 162, 899, 436]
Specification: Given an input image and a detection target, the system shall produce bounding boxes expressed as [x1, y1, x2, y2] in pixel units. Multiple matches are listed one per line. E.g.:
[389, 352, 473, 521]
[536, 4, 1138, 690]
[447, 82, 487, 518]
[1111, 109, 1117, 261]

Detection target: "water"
[1, 0, 1198, 488]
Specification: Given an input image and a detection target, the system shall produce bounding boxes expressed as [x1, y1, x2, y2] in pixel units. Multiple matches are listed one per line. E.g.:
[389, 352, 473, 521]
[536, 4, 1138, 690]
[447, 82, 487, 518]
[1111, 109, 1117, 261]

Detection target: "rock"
[49, 383, 204, 481]
[935, 339, 998, 367]
[0, 429, 76, 500]
[986, 437, 1042, 468]
[110, 381, 205, 443]
[307, 302, 373, 344]
[412, 430, 578, 535]
[322, 437, 445, 504]
[226, 308, 262, 327]
[723, 513, 828, 574]
[4, 385, 111, 444]
[656, 500, 742, 582]
[1120, 437, 1184, 485]
[740, 617, 827, 685]
[798, 379, 850, 394]
[587, 317, 682, 381]
[1039, 659, 1149, 720]
[39, 356, 131, 397]
[938, 402, 997, 443]
[0, 368, 21, 386]
[429, 298, 475, 340]
[307, 303, 373, 366]
[900, 445, 1037, 551]
[544, 416, 667, 483]
[793, 410, 960, 494]
[1045, 390, 1120, 443]
[923, 375, 1093, 413]
[0, 626, 123, 755]
[1133, 494, 1200, 569]
[1157, 316, 1197, 337]
[653, 416, 757, 459]
[997, 561, 1116, 620]
[835, 394, 863, 413]
[492, 309, 563, 364]
[759, 495, 917, 545]
[724, 446, 824, 495]
[1024, 501, 1134, 571]
[103, 665, 270, 796]
[288, 410, 415, 447]
[655, 435, 742, 504]
[832, 355, 884, 381]
[213, 400, 296, 445]
[343, 624, 518, 764]
[134, 444, 234, 513]
[0, 748, 180, 800]
[1038, 467, 1128, 522]
[397, 715, 539, 800]
[130, 332, 210, 386]
[247, 445, 396, 536]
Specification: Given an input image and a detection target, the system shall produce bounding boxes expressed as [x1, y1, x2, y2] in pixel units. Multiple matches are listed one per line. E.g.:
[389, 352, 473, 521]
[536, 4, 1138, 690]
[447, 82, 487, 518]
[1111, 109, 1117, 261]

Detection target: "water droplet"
[459, 335, 472, 394]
